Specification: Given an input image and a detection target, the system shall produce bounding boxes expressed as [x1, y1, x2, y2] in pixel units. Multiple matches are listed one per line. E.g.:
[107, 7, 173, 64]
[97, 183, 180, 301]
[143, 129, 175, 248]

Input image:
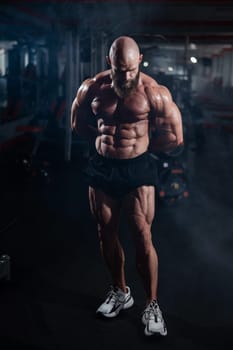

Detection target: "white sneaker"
[142, 300, 167, 336]
[96, 286, 134, 318]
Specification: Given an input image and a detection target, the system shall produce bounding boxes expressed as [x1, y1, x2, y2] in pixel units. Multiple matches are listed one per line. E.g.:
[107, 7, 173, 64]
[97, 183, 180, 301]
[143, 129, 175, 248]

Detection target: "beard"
[111, 70, 140, 98]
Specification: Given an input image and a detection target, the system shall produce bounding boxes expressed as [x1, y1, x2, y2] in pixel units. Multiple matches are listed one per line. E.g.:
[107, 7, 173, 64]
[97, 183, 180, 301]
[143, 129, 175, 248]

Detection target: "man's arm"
[148, 84, 184, 155]
[71, 78, 98, 141]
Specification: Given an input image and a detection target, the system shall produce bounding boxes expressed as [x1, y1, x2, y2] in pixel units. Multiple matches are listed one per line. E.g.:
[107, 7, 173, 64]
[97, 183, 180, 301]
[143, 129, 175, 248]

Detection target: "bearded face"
[111, 69, 140, 98]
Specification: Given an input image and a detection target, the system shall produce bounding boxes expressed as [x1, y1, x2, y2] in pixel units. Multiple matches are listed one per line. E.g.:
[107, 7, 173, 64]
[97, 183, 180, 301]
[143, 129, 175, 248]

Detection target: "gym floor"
[0, 104, 232, 350]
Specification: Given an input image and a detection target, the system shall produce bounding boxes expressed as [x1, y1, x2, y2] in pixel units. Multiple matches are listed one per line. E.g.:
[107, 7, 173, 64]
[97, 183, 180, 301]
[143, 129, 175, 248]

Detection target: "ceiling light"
[143, 61, 149, 67]
[190, 43, 197, 50]
[190, 56, 198, 64]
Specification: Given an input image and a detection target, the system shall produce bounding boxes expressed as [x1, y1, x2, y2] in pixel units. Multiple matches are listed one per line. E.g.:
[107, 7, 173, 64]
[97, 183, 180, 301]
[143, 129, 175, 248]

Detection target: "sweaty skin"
[71, 36, 183, 305]
[71, 60, 183, 158]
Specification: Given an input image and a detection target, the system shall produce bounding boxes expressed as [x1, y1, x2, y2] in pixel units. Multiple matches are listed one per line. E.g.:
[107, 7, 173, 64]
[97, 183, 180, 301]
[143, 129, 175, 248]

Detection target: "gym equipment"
[151, 153, 189, 205]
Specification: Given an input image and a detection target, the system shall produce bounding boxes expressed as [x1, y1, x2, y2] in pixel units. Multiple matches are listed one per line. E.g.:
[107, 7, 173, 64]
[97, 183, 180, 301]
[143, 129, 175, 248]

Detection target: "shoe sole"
[144, 324, 167, 336]
[142, 316, 167, 336]
[100, 296, 134, 318]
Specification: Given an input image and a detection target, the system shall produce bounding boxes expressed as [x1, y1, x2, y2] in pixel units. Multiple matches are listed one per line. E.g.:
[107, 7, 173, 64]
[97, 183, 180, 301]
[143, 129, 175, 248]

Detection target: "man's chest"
[91, 89, 151, 123]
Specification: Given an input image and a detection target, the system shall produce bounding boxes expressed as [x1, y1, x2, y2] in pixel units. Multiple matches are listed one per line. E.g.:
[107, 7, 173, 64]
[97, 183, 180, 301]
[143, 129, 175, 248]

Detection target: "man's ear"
[139, 54, 143, 64]
[106, 56, 111, 65]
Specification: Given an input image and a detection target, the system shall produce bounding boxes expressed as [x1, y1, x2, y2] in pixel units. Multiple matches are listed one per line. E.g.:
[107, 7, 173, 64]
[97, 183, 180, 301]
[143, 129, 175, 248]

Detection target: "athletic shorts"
[83, 150, 158, 198]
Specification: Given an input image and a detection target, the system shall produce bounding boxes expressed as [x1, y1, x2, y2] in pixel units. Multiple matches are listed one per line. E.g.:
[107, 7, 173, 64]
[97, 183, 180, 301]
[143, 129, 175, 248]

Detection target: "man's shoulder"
[94, 70, 111, 85]
[141, 73, 171, 99]
[81, 70, 111, 88]
[141, 72, 158, 87]
[76, 70, 111, 104]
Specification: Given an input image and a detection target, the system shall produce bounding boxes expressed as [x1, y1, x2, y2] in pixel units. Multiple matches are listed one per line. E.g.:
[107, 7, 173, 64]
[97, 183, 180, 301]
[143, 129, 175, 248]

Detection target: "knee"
[98, 224, 118, 247]
[134, 228, 153, 256]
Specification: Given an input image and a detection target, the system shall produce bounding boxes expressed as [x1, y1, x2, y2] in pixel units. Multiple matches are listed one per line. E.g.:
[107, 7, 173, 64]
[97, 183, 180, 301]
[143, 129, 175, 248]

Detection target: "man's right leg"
[88, 187, 134, 317]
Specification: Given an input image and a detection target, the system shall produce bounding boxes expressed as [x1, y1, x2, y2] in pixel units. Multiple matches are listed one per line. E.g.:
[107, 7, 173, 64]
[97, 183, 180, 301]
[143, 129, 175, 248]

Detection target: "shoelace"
[144, 301, 160, 320]
[106, 287, 118, 304]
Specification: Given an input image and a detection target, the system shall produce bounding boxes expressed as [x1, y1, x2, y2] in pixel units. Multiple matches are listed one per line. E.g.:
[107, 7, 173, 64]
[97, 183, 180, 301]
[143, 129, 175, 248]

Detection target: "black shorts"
[83, 150, 158, 199]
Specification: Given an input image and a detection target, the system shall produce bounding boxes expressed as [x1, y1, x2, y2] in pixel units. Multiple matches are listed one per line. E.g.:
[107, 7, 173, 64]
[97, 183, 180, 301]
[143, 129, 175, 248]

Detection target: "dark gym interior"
[0, 1, 233, 349]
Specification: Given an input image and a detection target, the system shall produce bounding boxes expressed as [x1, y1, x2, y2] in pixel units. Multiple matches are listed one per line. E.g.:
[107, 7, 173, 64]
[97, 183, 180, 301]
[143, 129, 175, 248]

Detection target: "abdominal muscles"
[96, 119, 149, 159]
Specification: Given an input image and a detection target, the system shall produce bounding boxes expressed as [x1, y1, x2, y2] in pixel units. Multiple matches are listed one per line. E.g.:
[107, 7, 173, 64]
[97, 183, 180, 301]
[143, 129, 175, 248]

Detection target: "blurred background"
[0, 1, 232, 349]
[0, 0, 233, 159]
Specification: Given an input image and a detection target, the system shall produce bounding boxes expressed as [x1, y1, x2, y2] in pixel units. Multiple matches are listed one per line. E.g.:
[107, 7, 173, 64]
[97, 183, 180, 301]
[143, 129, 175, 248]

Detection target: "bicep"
[165, 103, 183, 144]
[173, 105, 183, 144]
[153, 89, 183, 144]
[71, 100, 91, 133]
[70, 81, 93, 131]
[71, 97, 78, 129]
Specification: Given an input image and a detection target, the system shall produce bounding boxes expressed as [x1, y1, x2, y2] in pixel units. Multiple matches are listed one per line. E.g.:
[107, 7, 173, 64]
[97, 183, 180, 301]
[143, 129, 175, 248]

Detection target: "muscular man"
[71, 36, 183, 336]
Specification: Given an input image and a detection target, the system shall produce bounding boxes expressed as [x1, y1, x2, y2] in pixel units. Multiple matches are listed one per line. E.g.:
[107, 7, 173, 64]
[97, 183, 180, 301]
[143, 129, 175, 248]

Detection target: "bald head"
[109, 36, 141, 66]
[107, 37, 143, 98]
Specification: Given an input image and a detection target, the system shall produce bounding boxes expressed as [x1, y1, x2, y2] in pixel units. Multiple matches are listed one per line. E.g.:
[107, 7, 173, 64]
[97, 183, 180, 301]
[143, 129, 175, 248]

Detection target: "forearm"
[149, 131, 183, 154]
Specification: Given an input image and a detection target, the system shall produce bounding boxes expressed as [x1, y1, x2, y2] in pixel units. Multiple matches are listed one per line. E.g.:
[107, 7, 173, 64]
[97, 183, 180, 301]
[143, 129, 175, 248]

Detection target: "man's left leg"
[123, 186, 167, 336]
